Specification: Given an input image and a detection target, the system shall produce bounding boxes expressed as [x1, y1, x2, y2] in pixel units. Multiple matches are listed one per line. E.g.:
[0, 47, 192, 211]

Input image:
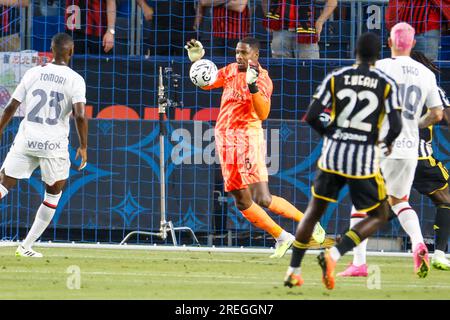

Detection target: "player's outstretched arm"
[73, 102, 88, 171]
[0, 98, 21, 140]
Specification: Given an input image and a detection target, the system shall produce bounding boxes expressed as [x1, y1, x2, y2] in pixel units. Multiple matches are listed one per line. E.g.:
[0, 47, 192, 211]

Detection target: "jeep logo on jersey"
[27, 140, 61, 150]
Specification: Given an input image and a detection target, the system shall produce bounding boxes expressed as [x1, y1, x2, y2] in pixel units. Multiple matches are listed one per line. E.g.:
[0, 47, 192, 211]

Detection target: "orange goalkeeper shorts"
[215, 128, 269, 192]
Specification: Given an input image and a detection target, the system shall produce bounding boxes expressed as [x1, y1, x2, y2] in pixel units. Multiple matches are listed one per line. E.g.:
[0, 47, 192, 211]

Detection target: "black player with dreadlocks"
[410, 50, 450, 270]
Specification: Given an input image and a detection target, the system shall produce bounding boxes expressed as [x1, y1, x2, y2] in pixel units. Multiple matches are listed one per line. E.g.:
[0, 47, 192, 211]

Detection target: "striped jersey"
[376, 56, 443, 159]
[65, 0, 108, 37]
[1, 6, 19, 35]
[263, 0, 319, 44]
[419, 86, 450, 158]
[314, 64, 401, 177]
[212, 5, 250, 39]
[385, 0, 442, 34]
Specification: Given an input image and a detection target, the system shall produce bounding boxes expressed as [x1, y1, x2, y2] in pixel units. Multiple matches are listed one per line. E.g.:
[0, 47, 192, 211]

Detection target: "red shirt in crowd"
[212, 5, 250, 39]
[386, 0, 450, 34]
[263, 0, 319, 44]
[65, 0, 108, 37]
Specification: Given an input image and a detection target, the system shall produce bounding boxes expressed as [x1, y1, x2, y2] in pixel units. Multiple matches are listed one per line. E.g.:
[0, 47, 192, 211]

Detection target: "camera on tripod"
[160, 66, 183, 110]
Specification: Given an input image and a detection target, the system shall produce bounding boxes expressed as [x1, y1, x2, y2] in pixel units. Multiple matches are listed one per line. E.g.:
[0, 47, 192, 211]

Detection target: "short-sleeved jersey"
[211, 63, 273, 133]
[376, 56, 443, 159]
[11, 63, 86, 158]
[418, 86, 450, 158]
[313, 64, 401, 177]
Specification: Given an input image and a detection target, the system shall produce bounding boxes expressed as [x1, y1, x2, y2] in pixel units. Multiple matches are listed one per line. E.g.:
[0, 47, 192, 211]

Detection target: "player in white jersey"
[341, 23, 444, 278]
[338, 52, 450, 276]
[0, 33, 88, 258]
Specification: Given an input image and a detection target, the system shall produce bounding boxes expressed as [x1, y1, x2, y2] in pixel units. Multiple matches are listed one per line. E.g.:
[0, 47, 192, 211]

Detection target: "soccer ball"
[189, 59, 218, 87]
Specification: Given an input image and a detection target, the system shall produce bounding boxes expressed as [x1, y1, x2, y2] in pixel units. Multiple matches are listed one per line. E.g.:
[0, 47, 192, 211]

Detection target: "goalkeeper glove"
[246, 60, 260, 94]
[184, 39, 205, 62]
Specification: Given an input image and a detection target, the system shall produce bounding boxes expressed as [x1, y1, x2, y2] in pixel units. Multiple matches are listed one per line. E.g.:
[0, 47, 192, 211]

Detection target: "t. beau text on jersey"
[344, 75, 378, 89]
[39, 73, 67, 85]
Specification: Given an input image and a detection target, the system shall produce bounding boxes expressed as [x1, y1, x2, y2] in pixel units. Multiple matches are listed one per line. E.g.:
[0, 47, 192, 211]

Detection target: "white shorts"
[380, 158, 418, 200]
[0, 149, 70, 186]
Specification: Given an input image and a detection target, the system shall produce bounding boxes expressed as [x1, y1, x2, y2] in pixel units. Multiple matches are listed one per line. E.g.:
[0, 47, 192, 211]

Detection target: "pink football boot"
[337, 263, 368, 277]
[413, 243, 430, 278]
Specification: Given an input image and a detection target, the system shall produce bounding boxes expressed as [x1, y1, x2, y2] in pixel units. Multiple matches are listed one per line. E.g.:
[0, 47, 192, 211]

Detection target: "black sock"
[290, 240, 308, 268]
[336, 230, 362, 256]
[435, 204, 450, 252]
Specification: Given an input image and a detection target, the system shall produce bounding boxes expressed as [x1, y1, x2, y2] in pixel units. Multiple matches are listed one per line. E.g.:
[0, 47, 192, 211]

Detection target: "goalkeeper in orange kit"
[185, 38, 327, 257]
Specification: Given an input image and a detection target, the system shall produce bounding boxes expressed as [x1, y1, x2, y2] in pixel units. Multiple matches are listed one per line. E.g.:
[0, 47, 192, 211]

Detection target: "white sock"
[287, 266, 301, 275]
[392, 202, 424, 251]
[349, 207, 368, 266]
[0, 184, 8, 199]
[22, 192, 62, 249]
[276, 230, 292, 242]
[329, 247, 341, 262]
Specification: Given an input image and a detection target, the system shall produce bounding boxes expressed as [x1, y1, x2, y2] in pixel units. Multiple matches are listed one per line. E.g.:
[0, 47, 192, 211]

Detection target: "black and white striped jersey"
[418, 86, 450, 158]
[310, 63, 402, 178]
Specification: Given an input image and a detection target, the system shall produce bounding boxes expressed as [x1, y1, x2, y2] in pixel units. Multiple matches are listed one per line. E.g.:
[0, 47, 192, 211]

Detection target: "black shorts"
[312, 168, 387, 212]
[413, 156, 449, 195]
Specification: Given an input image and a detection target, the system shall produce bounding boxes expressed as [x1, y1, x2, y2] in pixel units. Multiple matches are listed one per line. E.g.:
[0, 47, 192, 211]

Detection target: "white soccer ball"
[189, 59, 218, 87]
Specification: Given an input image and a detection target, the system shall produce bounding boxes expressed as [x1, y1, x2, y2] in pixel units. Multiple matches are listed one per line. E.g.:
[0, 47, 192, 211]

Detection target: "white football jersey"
[11, 63, 86, 158]
[376, 56, 443, 159]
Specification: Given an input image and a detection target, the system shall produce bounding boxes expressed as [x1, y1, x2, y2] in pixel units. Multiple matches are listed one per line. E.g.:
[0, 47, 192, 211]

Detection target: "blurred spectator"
[37, 0, 61, 16]
[0, 0, 29, 52]
[119, 0, 153, 21]
[136, 0, 153, 21]
[196, 0, 250, 57]
[262, 0, 337, 59]
[65, 0, 116, 54]
[145, 1, 196, 56]
[386, 0, 449, 61]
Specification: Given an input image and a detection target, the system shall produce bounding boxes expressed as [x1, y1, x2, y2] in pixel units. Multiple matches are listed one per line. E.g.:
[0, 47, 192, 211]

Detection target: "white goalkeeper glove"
[246, 60, 260, 93]
[184, 39, 205, 62]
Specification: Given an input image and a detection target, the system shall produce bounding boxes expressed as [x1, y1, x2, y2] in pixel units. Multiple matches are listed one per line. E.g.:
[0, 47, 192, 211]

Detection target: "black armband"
[385, 109, 402, 146]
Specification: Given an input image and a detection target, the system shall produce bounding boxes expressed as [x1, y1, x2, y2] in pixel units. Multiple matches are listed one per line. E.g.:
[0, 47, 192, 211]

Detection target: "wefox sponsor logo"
[27, 140, 61, 150]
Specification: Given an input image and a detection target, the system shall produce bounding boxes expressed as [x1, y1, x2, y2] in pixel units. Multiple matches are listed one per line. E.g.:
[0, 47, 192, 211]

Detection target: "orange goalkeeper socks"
[268, 195, 304, 222]
[241, 202, 283, 238]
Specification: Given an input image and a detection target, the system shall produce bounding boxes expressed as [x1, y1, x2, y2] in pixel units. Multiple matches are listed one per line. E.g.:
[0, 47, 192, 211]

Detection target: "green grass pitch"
[0, 247, 448, 300]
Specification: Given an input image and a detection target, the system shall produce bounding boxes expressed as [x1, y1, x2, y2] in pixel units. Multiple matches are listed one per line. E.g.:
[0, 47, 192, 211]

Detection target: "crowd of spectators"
[1, 0, 449, 60]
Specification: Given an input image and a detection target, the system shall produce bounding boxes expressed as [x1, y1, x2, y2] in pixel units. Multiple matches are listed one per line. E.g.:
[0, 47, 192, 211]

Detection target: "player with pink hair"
[339, 22, 444, 278]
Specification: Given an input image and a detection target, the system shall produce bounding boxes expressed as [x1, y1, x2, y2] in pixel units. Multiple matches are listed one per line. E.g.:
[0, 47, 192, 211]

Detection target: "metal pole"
[349, 1, 356, 59]
[23, 1, 34, 50]
[135, 3, 142, 56]
[130, 0, 136, 56]
[158, 65, 167, 239]
[357, 0, 363, 38]
[120, 66, 200, 246]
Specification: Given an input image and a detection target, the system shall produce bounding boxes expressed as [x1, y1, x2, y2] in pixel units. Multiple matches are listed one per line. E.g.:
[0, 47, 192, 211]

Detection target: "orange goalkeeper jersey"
[203, 63, 273, 132]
